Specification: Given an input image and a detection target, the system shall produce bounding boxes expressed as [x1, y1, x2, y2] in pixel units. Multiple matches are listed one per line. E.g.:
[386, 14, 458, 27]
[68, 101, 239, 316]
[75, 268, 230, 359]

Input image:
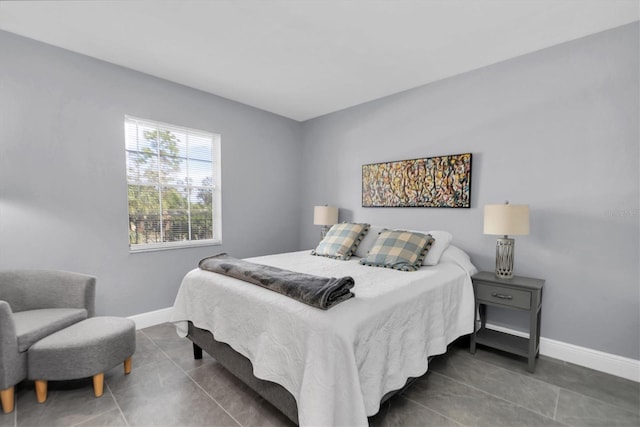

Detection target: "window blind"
[125, 116, 221, 250]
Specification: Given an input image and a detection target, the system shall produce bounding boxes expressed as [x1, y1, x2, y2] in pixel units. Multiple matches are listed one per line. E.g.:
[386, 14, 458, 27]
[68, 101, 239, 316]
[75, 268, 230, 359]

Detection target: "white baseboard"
[128, 307, 173, 330]
[126, 307, 639, 382]
[486, 323, 639, 382]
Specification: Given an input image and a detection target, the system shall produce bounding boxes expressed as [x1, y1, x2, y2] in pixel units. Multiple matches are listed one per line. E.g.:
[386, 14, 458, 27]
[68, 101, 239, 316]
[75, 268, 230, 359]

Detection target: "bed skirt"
[186, 322, 419, 425]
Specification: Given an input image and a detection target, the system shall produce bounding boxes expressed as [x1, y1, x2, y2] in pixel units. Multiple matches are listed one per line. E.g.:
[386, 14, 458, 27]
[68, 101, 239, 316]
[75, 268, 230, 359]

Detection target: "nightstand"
[470, 271, 544, 373]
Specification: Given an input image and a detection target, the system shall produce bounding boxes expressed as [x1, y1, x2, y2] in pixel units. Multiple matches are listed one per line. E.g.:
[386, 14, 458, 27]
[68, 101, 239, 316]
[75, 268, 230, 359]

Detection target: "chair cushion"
[13, 308, 88, 352]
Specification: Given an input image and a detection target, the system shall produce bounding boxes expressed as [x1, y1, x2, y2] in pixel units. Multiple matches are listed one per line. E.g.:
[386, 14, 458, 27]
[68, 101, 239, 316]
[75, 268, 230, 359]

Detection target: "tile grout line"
[453, 349, 564, 390]
[107, 382, 130, 427]
[182, 367, 244, 427]
[141, 329, 244, 427]
[400, 395, 467, 427]
[69, 406, 122, 427]
[456, 348, 640, 416]
[429, 371, 572, 426]
[430, 353, 564, 420]
[67, 371, 130, 426]
[447, 350, 640, 418]
[553, 384, 640, 418]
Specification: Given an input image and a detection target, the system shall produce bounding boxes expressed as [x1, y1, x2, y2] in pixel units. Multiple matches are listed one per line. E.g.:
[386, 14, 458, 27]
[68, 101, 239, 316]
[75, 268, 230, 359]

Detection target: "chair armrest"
[0, 300, 20, 389]
[0, 270, 96, 317]
[0, 301, 16, 342]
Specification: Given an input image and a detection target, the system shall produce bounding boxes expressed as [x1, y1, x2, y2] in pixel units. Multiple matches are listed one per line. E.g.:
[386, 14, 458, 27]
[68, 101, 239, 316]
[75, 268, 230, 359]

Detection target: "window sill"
[129, 239, 222, 253]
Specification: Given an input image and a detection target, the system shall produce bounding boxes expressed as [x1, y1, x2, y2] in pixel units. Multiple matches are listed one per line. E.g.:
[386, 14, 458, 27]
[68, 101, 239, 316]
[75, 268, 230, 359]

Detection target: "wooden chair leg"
[124, 356, 132, 374]
[35, 380, 48, 403]
[1, 386, 15, 413]
[92, 373, 104, 397]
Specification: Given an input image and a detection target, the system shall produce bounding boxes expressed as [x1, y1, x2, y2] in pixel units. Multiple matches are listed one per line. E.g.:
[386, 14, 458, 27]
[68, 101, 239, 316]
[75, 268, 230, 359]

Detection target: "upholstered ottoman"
[27, 316, 136, 403]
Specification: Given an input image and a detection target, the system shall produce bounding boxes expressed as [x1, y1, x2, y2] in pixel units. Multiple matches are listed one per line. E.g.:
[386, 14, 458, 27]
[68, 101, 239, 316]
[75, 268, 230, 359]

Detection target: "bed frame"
[187, 322, 419, 425]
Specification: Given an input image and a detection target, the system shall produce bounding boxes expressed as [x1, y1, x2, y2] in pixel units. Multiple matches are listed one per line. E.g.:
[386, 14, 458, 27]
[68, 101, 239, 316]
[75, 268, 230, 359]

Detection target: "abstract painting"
[362, 153, 472, 208]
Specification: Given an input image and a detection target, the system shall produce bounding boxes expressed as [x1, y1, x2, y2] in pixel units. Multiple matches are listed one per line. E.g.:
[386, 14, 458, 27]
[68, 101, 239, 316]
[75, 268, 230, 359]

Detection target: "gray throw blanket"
[198, 253, 355, 310]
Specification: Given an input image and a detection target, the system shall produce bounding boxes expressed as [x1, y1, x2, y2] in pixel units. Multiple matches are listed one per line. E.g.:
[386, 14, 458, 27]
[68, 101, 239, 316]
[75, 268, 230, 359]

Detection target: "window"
[125, 116, 221, 251]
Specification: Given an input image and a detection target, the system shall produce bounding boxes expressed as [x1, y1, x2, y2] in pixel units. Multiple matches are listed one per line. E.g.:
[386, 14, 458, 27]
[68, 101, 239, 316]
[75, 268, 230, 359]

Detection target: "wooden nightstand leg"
[536, 308, 542, 357]
[470, 302, 481, 354]
[527, 354, 536, 372]
[528, 307, 539, 373]
[479, 304, 487, 330]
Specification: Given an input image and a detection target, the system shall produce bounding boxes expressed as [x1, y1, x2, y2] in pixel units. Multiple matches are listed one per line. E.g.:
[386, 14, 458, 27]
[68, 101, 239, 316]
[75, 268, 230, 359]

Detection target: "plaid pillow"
[359, 229, 434, 271]
[312, 223, 370, 260]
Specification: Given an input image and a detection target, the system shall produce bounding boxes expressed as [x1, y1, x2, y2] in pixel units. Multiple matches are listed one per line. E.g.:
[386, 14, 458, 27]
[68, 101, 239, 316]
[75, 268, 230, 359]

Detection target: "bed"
[171, 233, 477, 426]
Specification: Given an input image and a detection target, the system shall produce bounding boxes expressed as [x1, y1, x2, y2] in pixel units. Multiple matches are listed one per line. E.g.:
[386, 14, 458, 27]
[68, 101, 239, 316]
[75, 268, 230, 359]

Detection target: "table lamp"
[483, 202, 530, 279]
[313, 205, 338, 240]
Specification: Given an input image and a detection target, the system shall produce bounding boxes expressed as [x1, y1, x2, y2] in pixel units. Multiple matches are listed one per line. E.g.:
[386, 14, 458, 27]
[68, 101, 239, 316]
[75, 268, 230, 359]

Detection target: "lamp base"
[495, 237, 515, 279]
[320, 226, 330, 240]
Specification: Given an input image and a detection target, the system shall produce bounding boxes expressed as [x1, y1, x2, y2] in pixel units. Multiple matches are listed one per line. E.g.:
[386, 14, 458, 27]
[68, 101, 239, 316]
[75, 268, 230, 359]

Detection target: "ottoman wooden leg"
[1, 386, 14, 413]
[93, 373, 104, 397]
[35, 380, 48, 403]
[124, 356, 132, 374]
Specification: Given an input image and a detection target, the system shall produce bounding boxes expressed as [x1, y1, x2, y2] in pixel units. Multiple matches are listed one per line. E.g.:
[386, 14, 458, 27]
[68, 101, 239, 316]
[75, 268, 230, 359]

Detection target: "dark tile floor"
[2, 323, 638, 426]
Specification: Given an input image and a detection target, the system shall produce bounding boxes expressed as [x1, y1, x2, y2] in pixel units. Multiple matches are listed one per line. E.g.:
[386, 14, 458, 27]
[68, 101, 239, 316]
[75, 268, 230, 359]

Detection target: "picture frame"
[362, 153, 472, 208]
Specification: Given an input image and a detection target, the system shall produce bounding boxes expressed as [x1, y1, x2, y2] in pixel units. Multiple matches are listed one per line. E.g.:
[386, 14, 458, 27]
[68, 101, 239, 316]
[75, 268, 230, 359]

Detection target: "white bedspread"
[171, 247, 476, 426]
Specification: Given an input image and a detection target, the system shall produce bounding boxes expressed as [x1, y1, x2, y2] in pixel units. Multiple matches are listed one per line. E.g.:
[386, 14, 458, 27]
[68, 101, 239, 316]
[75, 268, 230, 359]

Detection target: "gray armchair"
[0, 270, 95, 413]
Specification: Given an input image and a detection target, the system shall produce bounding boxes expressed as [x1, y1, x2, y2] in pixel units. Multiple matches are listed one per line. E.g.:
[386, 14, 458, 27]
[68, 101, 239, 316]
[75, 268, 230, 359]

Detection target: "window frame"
[124, 115, 222, 253]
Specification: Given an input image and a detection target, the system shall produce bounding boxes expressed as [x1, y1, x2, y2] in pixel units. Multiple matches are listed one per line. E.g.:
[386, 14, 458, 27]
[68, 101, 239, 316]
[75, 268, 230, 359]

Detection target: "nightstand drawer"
[475, 282, 531, 309]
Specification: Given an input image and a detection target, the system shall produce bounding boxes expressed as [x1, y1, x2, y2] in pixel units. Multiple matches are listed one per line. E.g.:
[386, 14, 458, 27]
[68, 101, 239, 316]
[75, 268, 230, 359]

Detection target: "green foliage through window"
[125, 117, 221, 249]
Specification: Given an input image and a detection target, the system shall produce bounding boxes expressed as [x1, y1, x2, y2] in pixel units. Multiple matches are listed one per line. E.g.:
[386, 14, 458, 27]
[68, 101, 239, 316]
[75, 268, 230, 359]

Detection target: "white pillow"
[354, 225, 384, 258]
[354, 225, 452, 266]
[439, 245, 478, 275]
[420, 230, 453, 266]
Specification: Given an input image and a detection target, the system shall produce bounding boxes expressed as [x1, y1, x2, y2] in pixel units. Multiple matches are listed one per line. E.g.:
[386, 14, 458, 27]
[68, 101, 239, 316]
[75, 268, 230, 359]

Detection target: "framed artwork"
[362, 153, 472, 208]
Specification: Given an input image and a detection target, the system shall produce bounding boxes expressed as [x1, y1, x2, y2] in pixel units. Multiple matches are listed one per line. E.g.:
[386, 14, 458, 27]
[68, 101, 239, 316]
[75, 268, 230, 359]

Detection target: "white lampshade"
[313, 206, 338, 226]
[484, 204, 530, 236]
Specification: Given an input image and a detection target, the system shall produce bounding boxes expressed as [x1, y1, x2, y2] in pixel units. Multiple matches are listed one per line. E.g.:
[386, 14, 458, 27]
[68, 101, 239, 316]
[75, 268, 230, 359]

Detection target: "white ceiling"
[0, 1, 637, 121]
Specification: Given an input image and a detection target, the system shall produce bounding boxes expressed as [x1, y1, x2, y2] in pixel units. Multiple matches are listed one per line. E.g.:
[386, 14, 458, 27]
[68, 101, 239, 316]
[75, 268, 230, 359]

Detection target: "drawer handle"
[491, 292, 513, 300]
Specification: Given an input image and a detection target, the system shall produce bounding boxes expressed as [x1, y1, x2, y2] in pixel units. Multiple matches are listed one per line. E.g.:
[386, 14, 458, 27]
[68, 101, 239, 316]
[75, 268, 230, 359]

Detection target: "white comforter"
[171, 247, 476, 426]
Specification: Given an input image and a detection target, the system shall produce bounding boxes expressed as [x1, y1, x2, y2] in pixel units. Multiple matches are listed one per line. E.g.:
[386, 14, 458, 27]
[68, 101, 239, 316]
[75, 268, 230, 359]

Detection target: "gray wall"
[299, 23, 639, 360]
[0, 30, 303, 317]
[1, 23, 638, 361]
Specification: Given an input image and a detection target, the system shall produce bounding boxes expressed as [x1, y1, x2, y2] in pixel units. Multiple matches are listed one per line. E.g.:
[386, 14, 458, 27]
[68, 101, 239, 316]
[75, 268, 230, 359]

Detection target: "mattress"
[171, 246, 477, 426]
